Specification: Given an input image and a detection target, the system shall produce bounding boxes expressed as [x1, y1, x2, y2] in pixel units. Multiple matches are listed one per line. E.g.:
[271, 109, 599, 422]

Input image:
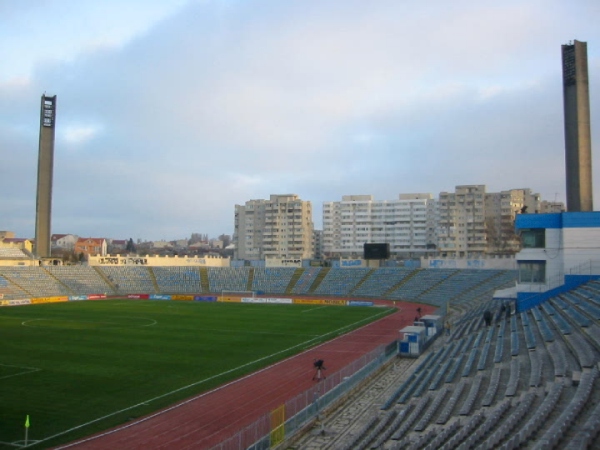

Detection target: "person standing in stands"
[483, 310, 492, 326]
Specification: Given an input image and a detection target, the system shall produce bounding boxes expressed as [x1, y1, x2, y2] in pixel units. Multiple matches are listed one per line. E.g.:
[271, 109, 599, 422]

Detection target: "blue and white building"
[513, 211, 600, 310]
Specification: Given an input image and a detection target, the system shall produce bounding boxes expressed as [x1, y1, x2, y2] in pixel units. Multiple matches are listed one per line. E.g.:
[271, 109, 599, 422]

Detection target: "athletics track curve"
[57, 301, 436, 449]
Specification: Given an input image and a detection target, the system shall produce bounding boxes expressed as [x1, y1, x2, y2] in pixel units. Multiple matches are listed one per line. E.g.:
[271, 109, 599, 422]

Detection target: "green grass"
[0, 300, 393, 448]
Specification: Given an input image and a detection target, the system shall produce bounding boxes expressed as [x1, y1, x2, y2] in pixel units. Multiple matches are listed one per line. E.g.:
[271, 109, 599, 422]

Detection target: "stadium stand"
[0, 266, 72, 297]
[152, 266, 203, 293]
[6, 264, 600, 449]
[97, 266, 157, 294]
[415, 269, 500, 306]
[0, 266, 517, 307]
[350, 267, 414, 297]
[0, 247, 30, 259]
[0, 273, 30, 299]
[312, 268, 371, 296]
[46, 266, 115, 295]
[290, 278, 600, 449]
[386, 269, 457, 304]
[290, 267, 321, 294]
[449, 270, 517, 311]
[206, 267, 251, 293]
[251, 267, 296, 294]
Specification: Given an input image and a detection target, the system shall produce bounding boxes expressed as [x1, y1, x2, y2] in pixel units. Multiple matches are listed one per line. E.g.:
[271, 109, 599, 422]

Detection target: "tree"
[126, 238, 136, 253]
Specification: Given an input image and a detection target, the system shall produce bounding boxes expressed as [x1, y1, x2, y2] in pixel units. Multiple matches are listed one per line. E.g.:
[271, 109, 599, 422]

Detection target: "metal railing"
[209, 341, 398, 450]
[516, 260, 600, 311]
[518, 260, 600, 294]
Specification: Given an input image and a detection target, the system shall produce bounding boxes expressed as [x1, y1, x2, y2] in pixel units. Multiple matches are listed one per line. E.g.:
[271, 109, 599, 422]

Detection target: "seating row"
[313, 268, 371, 296]
[152, 267, 202, 293]
[251, 268, 296, 294]
[361, 280, 600, 449]
[0, 266, 518, 307]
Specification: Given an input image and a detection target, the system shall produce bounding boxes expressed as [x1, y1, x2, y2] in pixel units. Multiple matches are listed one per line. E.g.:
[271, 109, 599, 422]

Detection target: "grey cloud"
[1, 0, 599, 240]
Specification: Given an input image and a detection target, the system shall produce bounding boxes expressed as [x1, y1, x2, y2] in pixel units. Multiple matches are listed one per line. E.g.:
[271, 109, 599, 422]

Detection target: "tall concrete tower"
[562, 40, 593, 212]
[34, 94, 57, 258]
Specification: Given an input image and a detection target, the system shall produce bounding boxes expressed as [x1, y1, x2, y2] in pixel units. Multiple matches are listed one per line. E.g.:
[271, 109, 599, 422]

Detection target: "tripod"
[313, 366, 326, 381]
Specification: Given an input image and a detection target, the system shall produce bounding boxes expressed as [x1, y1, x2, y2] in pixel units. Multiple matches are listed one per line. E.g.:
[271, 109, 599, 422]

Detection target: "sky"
[1, 0, 599, 242]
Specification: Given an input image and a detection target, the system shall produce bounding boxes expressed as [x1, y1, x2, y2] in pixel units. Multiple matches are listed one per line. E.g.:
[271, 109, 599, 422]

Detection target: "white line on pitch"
[301, 306, 328, 313]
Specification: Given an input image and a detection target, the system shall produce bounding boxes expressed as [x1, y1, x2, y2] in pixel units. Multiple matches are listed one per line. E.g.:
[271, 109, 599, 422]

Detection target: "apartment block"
[323, 194, 437, 258]
[485, 189, 541, 254]
[313, 230, 324, 260]
[437, 185, 487, 257]
[438, 186, 549, 257]
[234, 194, 314, 260]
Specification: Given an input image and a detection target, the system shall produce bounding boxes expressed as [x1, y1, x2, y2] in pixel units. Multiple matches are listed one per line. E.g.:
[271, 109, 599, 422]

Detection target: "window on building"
[518, 261, 546, 283]
[521, 229, 545, 248]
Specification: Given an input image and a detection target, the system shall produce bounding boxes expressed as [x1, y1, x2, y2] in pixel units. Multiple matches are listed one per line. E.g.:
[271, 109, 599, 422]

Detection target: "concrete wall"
[87, 254, 230, 267]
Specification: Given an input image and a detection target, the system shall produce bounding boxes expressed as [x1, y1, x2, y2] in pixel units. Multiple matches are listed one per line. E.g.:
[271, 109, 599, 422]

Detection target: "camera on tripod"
[314, 359, 325, 369]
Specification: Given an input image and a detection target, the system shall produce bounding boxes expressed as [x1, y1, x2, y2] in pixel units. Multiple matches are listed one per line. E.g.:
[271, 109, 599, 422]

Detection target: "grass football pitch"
[0, 300, 394, 448]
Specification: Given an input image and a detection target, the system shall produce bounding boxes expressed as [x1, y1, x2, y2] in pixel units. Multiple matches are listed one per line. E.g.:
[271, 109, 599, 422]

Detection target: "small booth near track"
[398, 314, 443, 356]
[420, 314, 443, 336]
[398, 325, 426, 356]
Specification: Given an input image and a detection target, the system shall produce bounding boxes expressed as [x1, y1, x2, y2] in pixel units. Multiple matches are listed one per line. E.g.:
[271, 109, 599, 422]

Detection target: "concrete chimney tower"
[562, 40, 593, 212]
[34, 94, 57, 258]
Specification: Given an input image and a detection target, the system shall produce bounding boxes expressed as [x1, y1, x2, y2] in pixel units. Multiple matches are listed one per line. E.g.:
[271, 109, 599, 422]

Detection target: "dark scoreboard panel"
[363, 243, 390, 260]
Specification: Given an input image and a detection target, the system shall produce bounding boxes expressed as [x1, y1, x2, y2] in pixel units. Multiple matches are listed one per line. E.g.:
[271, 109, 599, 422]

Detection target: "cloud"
[0, 0, 599, 240]
[61, 124, 103, 145]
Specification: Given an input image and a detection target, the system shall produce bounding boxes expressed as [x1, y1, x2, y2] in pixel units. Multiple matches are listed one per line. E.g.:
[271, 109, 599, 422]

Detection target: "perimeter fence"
[209, 340, 398, 450]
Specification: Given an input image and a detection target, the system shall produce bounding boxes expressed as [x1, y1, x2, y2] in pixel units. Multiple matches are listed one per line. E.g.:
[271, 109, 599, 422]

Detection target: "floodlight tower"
[562, 40, 593, 212]
[34, 94, 57, 258]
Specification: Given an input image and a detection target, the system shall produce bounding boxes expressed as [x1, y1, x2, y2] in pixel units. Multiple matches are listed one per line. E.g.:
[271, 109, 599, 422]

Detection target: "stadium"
[1, 229, 600, 450]
[0, 32, 597, 450]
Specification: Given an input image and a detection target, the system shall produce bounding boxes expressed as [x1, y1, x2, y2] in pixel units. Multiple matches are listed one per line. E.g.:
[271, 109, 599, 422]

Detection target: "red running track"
[57, 302, 435, 449]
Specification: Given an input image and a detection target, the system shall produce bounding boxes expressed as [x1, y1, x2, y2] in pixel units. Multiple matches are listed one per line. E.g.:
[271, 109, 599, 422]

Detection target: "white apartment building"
[323, 194, 437, 258]
[234, 194, 314, 261]
[437, 185, 487, 257]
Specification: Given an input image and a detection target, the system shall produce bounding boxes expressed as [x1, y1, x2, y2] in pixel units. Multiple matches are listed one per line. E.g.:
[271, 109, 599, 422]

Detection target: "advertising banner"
[149, 294, 171, 300]
[340, 259, 365, 268]
[127, 294, 150, 300]
[69, 295, 88, 301]
[31, 296, 68, 304]
[348, 300, 374, 307]
[0, 299, 31, 307]
[194, 295, 217, 302]
[219, 296, 242, 303]
[88, 294, 107, 300]
[323, 299, 347, 306]
[171, 295, 194, 301]
[241, 297, 293, 304]
[293, 299, 325, 305]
